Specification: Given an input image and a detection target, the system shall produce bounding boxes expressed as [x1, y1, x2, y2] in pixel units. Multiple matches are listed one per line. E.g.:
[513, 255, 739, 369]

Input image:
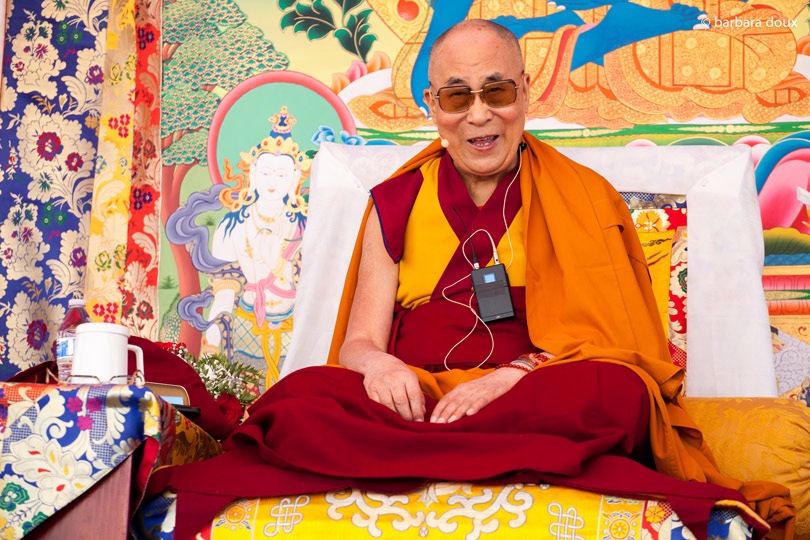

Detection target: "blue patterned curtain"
[0, 0, 108, 378]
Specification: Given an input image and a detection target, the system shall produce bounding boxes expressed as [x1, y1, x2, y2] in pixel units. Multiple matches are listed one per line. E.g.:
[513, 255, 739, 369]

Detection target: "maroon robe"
[148, 362, 755, 540]
[144, 154, 762, 540]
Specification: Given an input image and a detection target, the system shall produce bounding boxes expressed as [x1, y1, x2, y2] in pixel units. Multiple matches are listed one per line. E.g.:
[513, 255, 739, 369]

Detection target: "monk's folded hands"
[430, 367, 526, 424]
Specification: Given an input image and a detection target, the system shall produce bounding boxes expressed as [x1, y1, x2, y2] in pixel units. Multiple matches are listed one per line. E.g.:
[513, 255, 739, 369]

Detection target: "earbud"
[440, 138, 450, 148]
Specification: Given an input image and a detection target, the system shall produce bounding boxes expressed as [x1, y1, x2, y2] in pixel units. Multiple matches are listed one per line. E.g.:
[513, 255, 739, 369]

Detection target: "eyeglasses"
[431, 79, 521, 113]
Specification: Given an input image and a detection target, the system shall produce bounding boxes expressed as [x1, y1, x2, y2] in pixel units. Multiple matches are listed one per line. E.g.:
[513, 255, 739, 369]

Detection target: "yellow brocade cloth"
[327, 134, 795, 538]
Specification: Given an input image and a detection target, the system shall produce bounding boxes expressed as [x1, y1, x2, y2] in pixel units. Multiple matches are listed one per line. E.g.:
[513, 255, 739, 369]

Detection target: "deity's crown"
[240, 106, 311, 172]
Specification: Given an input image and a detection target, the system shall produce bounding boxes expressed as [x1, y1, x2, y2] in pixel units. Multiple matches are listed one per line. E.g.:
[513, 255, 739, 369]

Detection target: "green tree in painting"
[161, 0, 289, 354]
[278, 0, 376, 62]
[158, 275, 178, 290]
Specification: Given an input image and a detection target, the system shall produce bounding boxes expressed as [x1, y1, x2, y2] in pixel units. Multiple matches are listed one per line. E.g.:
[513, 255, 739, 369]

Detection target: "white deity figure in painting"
[204, 107, 309, 390]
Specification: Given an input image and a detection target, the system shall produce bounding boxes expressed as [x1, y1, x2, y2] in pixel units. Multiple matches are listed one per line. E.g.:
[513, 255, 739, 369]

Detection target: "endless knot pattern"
[263, 495, 310, 536]
[548, 502, 585, 540]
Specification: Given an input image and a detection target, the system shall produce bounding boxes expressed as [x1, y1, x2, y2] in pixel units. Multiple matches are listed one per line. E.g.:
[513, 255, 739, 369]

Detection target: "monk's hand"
[430, 367, 526, 424]
[362, 353, 426, 422]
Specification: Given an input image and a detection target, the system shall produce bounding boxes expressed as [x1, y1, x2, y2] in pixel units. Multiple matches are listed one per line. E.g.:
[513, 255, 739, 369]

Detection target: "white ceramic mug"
[68, 323, 144, 384]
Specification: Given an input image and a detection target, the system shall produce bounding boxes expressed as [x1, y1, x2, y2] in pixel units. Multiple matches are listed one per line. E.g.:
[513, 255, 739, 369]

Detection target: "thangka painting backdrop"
[3, 0, 810, 398]
[153, 0, 810, 396]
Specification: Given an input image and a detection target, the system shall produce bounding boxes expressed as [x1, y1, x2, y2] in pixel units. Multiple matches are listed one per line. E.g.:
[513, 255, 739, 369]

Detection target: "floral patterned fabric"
[0, 0, 104, 378]
[83, 0, 141, 328]
[0, 0, 162, 381]
[134, 484, 754, 540]
[120, 0, 162, 339]
[0, 382, 221, 539]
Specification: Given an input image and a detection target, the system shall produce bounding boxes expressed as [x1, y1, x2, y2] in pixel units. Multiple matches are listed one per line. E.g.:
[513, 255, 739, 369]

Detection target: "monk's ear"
[520, 72, 531, 112]
[424, 88, 438, 123]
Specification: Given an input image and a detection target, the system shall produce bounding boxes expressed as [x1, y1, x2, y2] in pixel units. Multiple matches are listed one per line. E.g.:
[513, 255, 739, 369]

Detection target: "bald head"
[427, 20, 523, 85]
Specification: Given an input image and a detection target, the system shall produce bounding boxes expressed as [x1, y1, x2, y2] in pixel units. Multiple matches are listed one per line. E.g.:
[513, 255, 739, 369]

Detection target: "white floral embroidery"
[0, 200, 49, 281]
[668, 295, 684, 320]
[0, 385, 40, 443]
[669, 264, 687, 299]
[9, 20, 66, 98]
[40, 0, 71, 22]
[110, 437, 139, 463]
[0, 77, 18, 112]
[45, 223, 89, 300]
[65, 29, 106, 115]
[0, 473, 33, 536]
[8, 436, 94, 511]
[123, 260, 146, 291]
[0, 336, 10, 368]
[27, 173, 54, 203]
[16, 104, 95, 203]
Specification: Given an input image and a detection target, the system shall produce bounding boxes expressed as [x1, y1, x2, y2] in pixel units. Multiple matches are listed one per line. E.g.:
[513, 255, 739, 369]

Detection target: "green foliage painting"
[160, 0, 290, 351]
[278, 0, 377, 62]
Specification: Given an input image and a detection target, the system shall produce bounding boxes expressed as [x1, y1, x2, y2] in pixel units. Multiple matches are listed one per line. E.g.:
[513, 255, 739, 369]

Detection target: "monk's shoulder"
[529, 138, 629, 227]
[369, 158, 433, 263]
[531, 138, 622, 200]
[370, 164, 426, 203]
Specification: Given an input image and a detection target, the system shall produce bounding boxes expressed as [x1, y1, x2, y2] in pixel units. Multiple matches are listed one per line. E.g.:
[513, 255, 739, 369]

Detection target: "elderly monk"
[148, 20, 794, 540]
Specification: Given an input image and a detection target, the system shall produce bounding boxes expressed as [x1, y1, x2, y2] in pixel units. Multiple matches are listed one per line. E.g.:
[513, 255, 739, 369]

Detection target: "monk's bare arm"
[340, 206, 426, 422]
[339, 207, 396, 370]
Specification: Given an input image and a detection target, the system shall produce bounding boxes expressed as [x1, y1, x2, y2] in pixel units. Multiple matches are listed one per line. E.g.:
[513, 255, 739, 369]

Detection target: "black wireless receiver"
[471, 263, 515, 323]
[452, 207, 516, 324]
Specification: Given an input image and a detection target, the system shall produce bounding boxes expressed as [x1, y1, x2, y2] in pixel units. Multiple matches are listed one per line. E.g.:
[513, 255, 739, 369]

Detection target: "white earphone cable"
[460, 228, 499, 267]
[441, 274, 495, 371]
[501, 148, 522, 270]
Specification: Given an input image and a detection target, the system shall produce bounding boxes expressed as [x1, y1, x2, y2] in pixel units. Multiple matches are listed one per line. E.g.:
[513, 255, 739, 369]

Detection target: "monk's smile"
[467, 135, 499, 150]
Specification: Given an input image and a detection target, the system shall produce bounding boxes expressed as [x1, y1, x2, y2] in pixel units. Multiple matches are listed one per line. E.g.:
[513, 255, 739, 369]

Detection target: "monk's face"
[425, 26, 529, 186]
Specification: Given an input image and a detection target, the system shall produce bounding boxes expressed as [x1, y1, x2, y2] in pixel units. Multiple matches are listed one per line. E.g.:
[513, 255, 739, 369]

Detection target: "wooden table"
[27, 455, 133, 540]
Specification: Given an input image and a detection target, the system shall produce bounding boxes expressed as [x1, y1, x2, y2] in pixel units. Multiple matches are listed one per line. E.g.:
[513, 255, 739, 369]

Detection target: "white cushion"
[282, 142, 776, 398]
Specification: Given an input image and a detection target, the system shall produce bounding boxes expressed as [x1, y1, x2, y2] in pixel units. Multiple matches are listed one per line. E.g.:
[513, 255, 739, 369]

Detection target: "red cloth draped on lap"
[149, 363, 759, 540]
